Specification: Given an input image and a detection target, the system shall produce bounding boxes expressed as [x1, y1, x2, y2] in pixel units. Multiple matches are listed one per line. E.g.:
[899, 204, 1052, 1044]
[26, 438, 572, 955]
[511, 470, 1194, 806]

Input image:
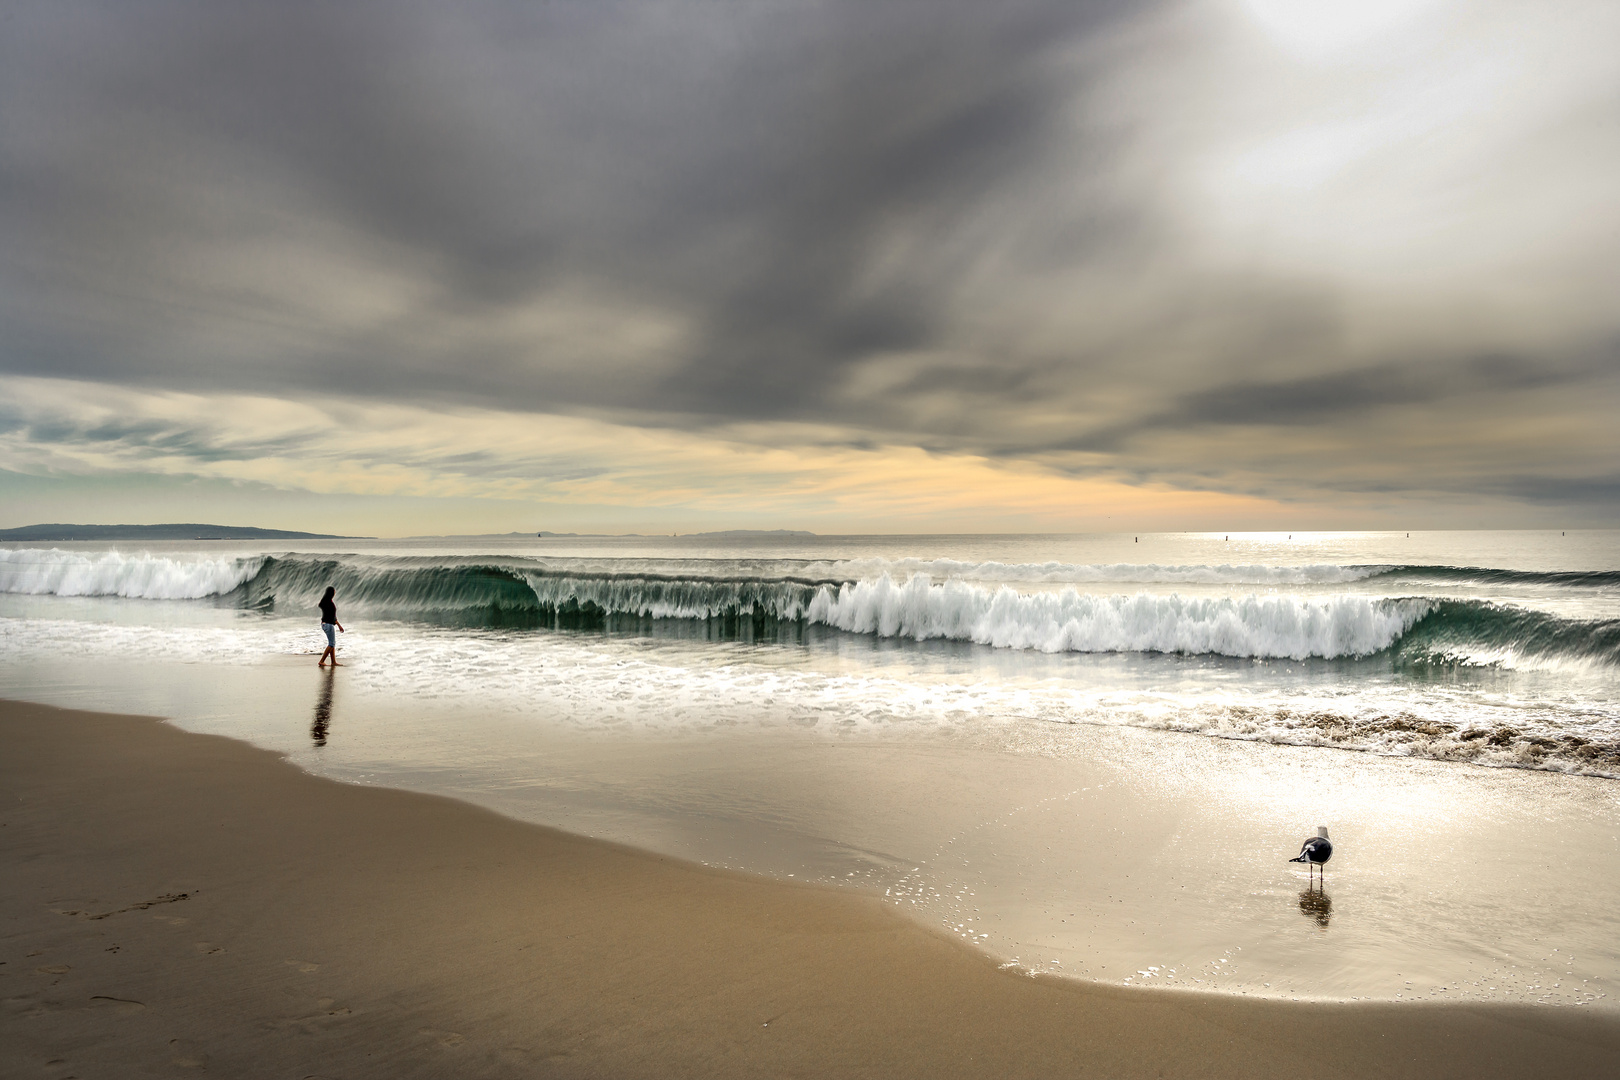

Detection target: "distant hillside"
[0, 523, 358, 541]
[684, 529, 816, 538]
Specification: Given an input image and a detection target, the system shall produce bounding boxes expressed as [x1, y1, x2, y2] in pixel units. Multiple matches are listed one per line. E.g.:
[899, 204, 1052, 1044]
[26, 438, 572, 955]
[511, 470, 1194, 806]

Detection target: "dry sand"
[4, 699, 1618, 1079]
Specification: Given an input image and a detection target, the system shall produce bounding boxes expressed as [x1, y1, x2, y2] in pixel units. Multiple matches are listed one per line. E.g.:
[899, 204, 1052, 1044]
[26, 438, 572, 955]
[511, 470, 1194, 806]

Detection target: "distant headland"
[0, 523, 362, 541]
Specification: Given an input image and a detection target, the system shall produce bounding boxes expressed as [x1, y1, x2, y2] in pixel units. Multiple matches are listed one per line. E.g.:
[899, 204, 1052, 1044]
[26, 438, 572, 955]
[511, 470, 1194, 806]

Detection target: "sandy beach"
[4, 699, 1618, 1078]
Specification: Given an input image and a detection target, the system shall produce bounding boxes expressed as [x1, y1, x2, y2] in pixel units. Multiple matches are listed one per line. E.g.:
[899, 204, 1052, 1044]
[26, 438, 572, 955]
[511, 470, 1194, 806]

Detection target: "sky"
[1, 0, 1616, 536]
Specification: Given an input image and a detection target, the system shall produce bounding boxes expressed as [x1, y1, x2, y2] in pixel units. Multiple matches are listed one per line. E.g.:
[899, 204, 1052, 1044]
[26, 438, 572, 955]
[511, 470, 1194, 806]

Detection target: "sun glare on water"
[1239, 0, 1446, 57]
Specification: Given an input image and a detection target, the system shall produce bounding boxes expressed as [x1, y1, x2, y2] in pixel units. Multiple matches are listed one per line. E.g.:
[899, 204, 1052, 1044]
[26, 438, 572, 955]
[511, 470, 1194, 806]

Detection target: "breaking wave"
[2, 549, 1616, 667]
[0, 547, 262, 599]
[803, 576, 1425, 659]
[803, 558, 1388, 585]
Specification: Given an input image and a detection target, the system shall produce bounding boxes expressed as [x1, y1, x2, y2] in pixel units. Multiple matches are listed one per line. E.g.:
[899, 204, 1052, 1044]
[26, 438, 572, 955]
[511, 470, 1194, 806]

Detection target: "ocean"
[3, 530, 1617, 1007]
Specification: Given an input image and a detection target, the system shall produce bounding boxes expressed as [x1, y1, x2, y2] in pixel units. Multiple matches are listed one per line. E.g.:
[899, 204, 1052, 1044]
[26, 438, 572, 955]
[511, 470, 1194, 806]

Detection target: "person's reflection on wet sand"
[312, 667, 335, 746]
[1298, 884, 1332, 929]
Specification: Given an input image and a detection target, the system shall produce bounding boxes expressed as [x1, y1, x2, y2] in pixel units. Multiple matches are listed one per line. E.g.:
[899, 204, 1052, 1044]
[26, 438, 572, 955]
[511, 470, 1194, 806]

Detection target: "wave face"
[3, 549, 1616, 667]
[1393, 599, 1620, 669]
[229, 557, 1434, 661]
[225, 557, 830, 625]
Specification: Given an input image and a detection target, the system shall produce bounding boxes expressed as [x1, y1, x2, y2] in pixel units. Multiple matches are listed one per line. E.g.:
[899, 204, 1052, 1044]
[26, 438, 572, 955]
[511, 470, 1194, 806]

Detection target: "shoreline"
[5, 699, 1619, 1078]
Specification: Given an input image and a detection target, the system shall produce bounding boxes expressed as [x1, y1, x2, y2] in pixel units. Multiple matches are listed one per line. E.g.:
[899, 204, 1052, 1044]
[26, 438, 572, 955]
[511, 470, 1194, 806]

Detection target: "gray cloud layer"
[2, 0, 1617, 516]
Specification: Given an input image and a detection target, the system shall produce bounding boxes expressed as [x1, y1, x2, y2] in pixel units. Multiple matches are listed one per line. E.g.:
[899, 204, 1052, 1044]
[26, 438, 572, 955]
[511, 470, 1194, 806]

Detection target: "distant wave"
[1363, 565, 1620, 588]
[3, 549, 1615, 666]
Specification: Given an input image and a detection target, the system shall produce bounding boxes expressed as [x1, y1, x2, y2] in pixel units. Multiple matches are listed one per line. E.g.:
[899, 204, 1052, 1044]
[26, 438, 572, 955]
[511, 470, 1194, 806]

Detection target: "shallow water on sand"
[4, 650, 1615, 1010]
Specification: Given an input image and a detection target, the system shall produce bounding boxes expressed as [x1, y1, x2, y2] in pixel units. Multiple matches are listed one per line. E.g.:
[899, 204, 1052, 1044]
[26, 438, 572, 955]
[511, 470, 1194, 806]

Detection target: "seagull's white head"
[1317, 827, 1330, 839]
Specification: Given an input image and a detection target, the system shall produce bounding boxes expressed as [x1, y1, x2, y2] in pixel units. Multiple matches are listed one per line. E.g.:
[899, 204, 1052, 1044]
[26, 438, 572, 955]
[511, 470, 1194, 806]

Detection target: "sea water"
[2, 531, 1616, 1006]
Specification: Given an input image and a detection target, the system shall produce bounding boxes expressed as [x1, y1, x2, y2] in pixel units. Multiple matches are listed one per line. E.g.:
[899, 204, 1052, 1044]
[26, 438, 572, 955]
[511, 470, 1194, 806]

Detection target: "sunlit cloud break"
[0, 377, 1298, 531]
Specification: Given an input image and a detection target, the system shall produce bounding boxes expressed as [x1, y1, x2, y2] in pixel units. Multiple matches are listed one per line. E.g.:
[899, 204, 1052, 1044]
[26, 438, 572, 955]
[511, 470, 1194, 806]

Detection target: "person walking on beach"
[318, 586, 344, 667]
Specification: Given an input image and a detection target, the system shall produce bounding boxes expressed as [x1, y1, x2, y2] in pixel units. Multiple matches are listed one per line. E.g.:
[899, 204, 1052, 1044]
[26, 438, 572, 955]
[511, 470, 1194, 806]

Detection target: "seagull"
[1289, 827, 1333, 881]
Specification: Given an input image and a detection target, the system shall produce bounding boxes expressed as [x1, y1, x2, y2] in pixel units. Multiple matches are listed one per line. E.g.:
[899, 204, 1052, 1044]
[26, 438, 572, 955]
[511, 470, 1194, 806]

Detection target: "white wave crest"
[811, 558, 1387, 586]
[804, 574, 1430, 659]
[0, 548, 261, 599]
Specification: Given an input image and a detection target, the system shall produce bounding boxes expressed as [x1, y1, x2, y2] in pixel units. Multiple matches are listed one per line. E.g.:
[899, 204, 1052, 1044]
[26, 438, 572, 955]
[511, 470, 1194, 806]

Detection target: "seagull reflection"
[1298, 884, 1332, 929]
[311, 667, 335, 746]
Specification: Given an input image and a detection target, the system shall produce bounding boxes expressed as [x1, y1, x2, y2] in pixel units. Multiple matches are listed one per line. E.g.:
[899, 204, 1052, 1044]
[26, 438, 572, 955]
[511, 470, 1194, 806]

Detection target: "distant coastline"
[0, 524, 814, 543]
[0, 523, 362, 541]
[399, 529, 818, 539]
[537, 529, 816, 539]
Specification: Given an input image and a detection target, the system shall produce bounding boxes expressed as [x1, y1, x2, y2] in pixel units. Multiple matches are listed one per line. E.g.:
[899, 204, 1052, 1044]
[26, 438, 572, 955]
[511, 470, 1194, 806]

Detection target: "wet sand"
[4, 700, 1618, 1079]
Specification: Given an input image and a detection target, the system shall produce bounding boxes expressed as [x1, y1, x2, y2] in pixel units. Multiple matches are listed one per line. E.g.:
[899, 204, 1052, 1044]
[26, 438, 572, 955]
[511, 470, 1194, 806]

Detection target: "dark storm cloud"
[1053, 349, 1605, 453]
[1, 0, 1617, 514]
[1496, 475, 1620, 506]
[1, 0, 1127, 409]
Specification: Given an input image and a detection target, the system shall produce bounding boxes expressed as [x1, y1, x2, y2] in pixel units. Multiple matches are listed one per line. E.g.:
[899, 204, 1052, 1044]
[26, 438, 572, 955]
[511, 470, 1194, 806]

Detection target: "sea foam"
[803, 575, 1426, 659]
[0, 548, 261, 599]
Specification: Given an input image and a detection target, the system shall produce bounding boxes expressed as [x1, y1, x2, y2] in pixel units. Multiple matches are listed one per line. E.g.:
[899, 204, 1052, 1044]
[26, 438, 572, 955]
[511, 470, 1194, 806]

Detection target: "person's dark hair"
[322, 586, 335, 602]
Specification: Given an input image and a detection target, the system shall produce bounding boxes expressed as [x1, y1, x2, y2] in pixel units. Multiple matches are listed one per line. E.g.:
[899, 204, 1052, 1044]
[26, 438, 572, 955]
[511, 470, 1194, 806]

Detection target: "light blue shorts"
[321, 623, 336, 648]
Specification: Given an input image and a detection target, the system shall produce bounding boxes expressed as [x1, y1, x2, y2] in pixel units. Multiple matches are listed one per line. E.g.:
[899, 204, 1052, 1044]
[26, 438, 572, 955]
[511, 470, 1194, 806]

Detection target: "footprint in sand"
[419, 1028, 466, 1048]
[269, 1000, 353, 1034]
[169, 1039, 207, 1068]
[89, 995, 145, 1014]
